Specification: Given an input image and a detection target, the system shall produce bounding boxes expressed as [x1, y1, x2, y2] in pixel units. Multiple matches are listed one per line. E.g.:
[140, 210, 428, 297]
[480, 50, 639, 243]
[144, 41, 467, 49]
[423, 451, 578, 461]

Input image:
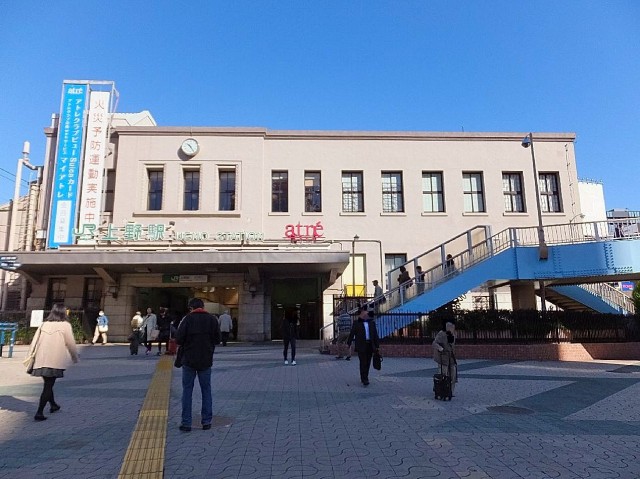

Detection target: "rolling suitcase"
[166, 338, 177, 355]
[433, 352, 452, 400]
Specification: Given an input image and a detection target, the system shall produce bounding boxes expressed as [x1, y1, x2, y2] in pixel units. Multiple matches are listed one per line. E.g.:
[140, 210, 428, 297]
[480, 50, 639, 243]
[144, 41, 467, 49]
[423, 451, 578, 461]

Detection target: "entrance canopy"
[9, 247, 350, 286]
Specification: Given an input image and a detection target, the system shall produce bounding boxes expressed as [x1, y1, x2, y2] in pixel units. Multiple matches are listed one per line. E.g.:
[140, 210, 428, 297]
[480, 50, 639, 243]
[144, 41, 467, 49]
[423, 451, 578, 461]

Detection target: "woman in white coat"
[140, 307, 158, 355]
[28, 303, 79, 421]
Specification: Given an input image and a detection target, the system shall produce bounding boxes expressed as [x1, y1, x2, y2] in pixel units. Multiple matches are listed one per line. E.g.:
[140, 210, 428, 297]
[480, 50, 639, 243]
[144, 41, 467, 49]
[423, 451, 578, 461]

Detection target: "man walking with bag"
[347, 306, 380, 386]
[175, 298, 220, 432]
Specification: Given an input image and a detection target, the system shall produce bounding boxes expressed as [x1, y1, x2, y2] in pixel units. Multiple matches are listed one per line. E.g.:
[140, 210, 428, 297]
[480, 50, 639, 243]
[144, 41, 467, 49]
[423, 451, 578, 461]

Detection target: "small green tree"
[632, 281, 640, 314]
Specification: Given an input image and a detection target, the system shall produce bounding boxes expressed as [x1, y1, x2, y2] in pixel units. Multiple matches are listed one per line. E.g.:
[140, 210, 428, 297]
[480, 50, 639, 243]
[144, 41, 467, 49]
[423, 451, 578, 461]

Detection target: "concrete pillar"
[510, 282, 537, 310]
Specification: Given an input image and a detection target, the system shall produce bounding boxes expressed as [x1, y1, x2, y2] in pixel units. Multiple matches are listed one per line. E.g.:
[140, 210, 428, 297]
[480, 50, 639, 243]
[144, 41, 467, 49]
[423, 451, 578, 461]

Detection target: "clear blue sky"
[1, 1, 638, 209]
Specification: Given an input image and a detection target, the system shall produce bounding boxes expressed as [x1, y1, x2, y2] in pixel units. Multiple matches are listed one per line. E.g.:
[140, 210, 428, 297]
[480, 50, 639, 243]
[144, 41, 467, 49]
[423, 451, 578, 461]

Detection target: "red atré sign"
[284, 221, 324, 241]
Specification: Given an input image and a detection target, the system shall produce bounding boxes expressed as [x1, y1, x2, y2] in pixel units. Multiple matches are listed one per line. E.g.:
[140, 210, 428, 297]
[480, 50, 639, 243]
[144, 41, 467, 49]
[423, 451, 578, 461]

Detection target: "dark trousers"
[283, 337, 296, 360]
[357, 342, 374, 383]
[221, 331, 230, 346]
[37, 377, 57, 414]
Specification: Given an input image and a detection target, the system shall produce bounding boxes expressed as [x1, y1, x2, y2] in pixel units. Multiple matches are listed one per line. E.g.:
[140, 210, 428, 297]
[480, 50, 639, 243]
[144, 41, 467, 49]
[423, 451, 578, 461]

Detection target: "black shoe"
[34, 414, 47, 421]
[363, 380, 369, 386]
[50, 403, 61, 413]
[179, 425, 192, 432]
[345, 357, 351, 361]
[202, 424, 212, 430]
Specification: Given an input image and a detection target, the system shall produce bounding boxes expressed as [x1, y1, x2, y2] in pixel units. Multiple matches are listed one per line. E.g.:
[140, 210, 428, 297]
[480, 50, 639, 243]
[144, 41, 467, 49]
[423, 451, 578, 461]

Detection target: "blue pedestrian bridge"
[373, 220, 640, 338]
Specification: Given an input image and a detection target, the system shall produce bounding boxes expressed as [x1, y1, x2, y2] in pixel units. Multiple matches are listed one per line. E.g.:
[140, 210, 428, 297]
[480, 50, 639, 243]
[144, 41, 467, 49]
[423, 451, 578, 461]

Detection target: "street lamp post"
[521, 133, 548, 260]
[351, 234, 359, 298]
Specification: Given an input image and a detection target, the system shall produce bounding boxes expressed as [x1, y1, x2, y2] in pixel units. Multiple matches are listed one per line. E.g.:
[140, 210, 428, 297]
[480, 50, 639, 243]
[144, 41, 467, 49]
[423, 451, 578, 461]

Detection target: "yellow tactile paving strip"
[118, 355, 173, 479]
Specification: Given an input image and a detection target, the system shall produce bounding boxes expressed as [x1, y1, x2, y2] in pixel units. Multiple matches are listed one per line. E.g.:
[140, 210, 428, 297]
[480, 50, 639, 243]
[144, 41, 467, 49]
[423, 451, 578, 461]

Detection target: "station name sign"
[74, 222, 264, 243]
[72, 220, 325, 244]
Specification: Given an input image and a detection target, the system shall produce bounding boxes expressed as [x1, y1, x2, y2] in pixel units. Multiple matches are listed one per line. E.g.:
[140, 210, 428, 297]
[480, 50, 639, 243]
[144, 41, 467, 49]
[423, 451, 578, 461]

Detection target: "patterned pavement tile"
[4, 345, 640, 478]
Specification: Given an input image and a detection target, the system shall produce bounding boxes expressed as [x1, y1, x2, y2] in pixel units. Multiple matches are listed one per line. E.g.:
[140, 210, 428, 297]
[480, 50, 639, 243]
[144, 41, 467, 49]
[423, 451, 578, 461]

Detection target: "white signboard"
[77, 90, 110, 243]
[30, 310, 44, 327]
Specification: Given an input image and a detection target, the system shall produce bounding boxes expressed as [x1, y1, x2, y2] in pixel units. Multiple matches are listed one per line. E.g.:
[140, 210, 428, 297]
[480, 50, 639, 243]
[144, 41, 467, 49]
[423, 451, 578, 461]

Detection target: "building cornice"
[108, 126, 577, 142]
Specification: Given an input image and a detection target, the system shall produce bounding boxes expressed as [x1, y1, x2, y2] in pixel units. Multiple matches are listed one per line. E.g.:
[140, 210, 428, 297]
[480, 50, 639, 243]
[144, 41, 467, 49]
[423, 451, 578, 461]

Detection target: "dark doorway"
[270, 278, 322, 340]
[136, 287, 191, 319]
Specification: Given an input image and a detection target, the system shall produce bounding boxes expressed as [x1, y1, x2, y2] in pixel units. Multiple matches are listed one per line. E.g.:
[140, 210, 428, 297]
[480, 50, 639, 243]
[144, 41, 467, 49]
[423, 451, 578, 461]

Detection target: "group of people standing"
[129, 307, 179, 356]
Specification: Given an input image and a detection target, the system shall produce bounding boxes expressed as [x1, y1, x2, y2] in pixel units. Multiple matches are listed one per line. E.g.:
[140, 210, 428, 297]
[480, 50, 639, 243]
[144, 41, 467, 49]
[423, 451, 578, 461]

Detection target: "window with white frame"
[502, 172, 525, 212]
[183, 169, 200, 211]
[147, 169, 164, 211]
[341, 171, 364, 213]
[422, 172, 444, 212]
[382, 172, 404, 213]
[219, 169, 236, 211]
[462, 172, 485, 213]
[271, 170, 288, 213]
[539, 172, 562, 212]
[304, 171, 322, 212]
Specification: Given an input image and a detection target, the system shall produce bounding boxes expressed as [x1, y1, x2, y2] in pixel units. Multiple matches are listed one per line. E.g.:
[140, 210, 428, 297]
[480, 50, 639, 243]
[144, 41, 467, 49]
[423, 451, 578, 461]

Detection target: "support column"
[510, 281, 537, 310]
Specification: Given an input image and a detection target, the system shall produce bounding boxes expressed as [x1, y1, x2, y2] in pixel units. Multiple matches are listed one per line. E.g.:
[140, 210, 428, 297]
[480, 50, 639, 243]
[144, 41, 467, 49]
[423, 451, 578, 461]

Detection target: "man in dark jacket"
[347, 307, 380, 386]
[175, 298, 220, 432]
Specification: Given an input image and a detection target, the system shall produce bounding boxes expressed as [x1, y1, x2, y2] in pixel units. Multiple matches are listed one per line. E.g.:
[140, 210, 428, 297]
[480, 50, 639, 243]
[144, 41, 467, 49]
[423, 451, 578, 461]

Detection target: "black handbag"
[174, 346, 184, 368]
[372, 350, 383, 370]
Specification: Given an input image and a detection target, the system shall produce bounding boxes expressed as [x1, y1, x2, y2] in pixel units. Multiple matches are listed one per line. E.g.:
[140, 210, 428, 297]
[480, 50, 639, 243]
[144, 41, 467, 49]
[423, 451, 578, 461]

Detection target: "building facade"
[0, 83, 583, 341]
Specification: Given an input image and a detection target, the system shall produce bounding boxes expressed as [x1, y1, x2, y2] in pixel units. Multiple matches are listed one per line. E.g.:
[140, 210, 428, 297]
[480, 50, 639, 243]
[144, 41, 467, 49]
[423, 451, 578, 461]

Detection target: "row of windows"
[144, 167, 562, 214]
[147, 169, 237, 211]
[46, 278, 103, 310]
[274, 170, 562, 214]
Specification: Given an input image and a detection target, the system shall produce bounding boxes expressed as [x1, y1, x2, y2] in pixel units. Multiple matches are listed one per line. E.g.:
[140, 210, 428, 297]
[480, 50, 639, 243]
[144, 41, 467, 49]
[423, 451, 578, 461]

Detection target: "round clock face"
[181, 138, 199, 156]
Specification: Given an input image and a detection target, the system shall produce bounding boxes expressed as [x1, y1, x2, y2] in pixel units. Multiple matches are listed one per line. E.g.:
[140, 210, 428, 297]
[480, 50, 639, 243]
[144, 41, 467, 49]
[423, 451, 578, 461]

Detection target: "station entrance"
[270, 278, 322, 340]
[135, 286, 240, 338]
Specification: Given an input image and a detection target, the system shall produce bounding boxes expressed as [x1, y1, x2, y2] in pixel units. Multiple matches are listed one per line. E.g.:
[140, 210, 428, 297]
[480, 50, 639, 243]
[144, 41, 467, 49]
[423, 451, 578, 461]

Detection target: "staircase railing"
[578, 283, 636, 315]
[377, 219, 640, 314]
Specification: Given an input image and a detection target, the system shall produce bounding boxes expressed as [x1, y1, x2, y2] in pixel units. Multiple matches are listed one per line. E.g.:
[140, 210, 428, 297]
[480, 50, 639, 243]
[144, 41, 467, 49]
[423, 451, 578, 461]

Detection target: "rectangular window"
[341, 171, 364, 213]
[82, 278, 103, 309]
[147, 170, 163, 211]
[462, 172, 485, 213]
[539, 173, 562, 212]
[46, 278, 67, 309]
[219, 169, 236, 211]
[183, 170, 200, 211]
[271, 170, 288, 213]
[304, 171, 322, 212]
[502, 172, 525, 212]
[381, 172, 404, 213]
[104, 170, 115, 212]
[385, 254, 407, 273]
[422, 172, 444, 213]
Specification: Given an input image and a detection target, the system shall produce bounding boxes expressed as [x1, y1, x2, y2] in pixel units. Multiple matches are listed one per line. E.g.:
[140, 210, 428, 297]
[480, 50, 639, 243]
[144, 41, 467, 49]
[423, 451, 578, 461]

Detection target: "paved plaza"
[1, 342, 640, 478]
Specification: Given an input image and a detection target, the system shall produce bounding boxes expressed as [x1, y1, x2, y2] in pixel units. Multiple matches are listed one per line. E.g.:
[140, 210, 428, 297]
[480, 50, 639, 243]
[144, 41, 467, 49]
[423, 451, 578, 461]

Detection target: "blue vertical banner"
[48, 83, 87, 248]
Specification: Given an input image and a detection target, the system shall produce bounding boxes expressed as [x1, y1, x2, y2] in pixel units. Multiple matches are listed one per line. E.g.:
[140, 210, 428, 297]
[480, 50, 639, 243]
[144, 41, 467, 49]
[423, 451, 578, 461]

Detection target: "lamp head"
[521, 136, 531, 148]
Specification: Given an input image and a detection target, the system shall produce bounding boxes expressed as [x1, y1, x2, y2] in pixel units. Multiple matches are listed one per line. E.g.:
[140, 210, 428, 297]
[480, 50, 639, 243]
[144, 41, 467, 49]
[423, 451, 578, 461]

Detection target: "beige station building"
[0, 81, 585, 341]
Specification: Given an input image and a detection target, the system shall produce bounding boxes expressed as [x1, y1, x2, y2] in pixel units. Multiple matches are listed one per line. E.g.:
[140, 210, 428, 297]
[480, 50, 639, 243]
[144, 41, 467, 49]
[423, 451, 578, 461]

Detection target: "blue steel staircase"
[374, 220, 640, 338]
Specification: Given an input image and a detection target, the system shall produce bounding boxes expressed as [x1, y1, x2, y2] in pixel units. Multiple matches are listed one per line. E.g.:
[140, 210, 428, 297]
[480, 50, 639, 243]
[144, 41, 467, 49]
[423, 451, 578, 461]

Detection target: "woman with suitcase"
[432, 321, 457, 399]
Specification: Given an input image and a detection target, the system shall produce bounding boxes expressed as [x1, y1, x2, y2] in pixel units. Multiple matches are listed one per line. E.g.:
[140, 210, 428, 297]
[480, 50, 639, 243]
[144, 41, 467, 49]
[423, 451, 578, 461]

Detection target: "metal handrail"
[375, 219, 640, 313]
[578, 283, 636, 315]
